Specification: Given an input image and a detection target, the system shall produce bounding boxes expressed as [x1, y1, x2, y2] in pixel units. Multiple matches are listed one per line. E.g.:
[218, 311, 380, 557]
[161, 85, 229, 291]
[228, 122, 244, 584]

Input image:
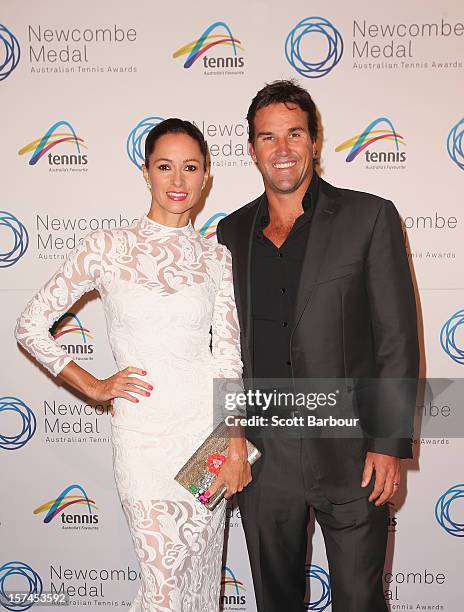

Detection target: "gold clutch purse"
[174, 421, 262, 510]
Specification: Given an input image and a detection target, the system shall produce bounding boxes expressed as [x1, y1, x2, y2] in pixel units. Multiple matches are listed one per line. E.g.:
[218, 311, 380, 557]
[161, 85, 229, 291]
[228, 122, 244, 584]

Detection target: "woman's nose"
[172, 170, 184, 187]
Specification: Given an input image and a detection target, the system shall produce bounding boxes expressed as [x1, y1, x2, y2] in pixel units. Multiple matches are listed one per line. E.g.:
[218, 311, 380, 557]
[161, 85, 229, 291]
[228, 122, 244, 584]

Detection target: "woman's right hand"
[87, 366, 153, 404]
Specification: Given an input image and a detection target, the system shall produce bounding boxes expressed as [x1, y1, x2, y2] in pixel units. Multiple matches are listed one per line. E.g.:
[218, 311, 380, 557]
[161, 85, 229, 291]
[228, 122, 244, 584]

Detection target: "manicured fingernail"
[142, 370, 147, 375]
[135, 399, 139, 403]
[148, 385, 153, 391]
[204, 491, 211, 499]
[146, 392, 151, 396]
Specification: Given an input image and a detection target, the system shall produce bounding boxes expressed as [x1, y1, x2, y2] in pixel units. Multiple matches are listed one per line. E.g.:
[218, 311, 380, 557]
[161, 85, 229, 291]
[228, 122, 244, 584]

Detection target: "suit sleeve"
[362, 200, 419, 458]
[216, 220, 225, 245]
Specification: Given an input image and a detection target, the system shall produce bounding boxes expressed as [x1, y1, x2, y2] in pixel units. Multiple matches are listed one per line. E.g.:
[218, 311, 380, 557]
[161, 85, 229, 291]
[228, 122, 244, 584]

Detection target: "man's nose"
[275, 137, 290, 157]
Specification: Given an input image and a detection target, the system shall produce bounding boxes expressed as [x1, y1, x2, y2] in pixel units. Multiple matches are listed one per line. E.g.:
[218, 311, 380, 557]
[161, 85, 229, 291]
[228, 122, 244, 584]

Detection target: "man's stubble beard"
[265, 167, 312, 196]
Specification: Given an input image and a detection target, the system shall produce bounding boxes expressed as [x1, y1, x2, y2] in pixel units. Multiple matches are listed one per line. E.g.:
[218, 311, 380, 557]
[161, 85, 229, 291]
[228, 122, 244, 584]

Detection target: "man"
[216, 80, 419, 612]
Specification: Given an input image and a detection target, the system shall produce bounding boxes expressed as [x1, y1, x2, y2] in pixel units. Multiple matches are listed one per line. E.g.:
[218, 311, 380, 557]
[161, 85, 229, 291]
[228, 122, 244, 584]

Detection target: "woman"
[15, 119, 251, 611]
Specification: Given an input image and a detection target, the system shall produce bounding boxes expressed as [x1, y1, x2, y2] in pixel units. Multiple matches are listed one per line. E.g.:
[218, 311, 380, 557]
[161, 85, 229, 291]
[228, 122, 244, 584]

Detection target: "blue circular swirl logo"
[305, 564, 331, 611]
[440, 309, 464, 365]
[285, 16, 343, 79]
[435, 484, 464, 537]
[0, 212, 29, 268]
[0, 397, 36, 451]
[0, 562, 43, 611]
[126, 116, 165, 168]
[447, 118, 464, 171]
[0, 24, 20, 82]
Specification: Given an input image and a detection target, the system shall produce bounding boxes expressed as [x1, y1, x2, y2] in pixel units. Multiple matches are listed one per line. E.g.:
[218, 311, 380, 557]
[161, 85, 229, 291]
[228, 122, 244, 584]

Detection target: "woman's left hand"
[205, 438, 252, 501]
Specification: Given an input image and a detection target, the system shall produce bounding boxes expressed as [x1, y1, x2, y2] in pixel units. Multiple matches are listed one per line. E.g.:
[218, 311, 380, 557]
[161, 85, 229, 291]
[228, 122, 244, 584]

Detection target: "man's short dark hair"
[247, 80, 318, 143]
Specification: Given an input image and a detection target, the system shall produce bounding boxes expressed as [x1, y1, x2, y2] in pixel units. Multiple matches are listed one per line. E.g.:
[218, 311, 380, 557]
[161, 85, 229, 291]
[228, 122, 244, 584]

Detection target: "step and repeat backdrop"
[1, 1, 463, 610]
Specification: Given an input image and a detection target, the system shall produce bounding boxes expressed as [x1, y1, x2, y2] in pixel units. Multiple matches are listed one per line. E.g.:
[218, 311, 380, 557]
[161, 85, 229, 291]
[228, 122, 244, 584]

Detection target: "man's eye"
[262, 136, 273, 141]
[291, 132, 301, 137]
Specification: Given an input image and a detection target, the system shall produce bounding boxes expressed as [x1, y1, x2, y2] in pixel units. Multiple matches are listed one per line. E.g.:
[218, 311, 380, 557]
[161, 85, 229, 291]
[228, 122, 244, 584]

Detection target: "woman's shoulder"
[197, 232, 231, 262]
[81, 218, 141, 251]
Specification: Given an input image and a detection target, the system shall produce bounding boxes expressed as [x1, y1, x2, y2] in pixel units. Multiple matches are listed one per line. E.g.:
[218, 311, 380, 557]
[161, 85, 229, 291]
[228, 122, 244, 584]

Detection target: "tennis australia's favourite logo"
[33, 484, 99, 530]
[198, 213, 227, 239]
[50, 312, 95, 361]
[0, 562, 43, 612]
[173, 21, 245, 76]
[220, 566, 246, 609]
[0, 397, 36, 451]
[435, 484, 464, 537]
[285, 17, 343, 78]
[305, 564, 332, 611]
[0, 211, 29, 268]
[0, 23, 20, 82]
[127, 116, 164, 169]
[335, 117, 406, 170]
[447, 117, 464, 171]
[18, 120, 88, 173]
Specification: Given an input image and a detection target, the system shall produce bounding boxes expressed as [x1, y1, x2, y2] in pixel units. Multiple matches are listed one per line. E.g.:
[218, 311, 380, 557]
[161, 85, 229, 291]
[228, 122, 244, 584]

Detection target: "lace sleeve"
[14, 230, 104, 377]
[211, 245, 243, 380]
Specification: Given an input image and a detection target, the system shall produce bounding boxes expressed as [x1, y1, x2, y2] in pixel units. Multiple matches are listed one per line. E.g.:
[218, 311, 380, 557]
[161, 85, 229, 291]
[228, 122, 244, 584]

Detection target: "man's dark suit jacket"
[216, 176, 419, 503]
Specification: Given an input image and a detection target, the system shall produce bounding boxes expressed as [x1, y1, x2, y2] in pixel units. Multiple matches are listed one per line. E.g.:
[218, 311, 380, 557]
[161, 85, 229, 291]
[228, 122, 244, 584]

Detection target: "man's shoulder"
[216, 193, 263, 240]
[220, 194, 263, 223]
[320, 177, 397, 220]
[322, 177, 390, 207]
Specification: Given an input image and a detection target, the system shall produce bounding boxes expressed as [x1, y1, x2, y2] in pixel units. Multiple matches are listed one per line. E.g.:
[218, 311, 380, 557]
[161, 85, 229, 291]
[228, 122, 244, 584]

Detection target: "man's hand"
[361, 451, 401, 506]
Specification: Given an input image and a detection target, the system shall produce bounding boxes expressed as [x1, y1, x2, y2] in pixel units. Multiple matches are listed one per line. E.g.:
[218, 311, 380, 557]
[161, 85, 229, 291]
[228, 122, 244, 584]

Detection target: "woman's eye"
[158, 164, 170, 171]
[185, 164, 198, 172]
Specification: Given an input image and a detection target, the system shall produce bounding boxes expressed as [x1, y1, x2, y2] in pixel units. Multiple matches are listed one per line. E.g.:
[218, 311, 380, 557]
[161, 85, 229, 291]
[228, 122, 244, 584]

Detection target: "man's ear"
[248, 141, 257, 163]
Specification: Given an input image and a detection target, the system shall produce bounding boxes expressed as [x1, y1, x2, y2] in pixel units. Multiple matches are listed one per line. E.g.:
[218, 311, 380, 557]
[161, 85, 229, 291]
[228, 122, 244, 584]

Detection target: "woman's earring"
[146, 181, 152, 192]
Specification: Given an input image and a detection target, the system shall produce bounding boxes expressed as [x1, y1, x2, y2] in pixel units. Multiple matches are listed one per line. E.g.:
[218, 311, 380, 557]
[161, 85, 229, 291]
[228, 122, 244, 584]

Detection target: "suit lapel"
[293, 180, 341, 329]
[230, 196, 263, 355]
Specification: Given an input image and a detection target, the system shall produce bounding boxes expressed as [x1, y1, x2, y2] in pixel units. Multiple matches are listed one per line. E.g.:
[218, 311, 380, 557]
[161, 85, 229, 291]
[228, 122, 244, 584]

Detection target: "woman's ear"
[141, 163, 148, 182]
[202, 167, 210, 190]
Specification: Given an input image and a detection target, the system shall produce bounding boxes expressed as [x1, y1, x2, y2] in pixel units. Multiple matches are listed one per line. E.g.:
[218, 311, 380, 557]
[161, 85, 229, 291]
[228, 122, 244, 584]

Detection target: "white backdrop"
[1, 1, 463, 610]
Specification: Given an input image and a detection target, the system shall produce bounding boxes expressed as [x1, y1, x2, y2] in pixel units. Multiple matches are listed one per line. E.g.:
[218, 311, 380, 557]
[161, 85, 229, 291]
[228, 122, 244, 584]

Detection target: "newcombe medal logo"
[0, 212, 29, 268]
[285, 17, 343, 78]
[0, 562, 42, 611]
[127, 116, 164, 169]
[0, 23, 20, 81]
[0, 397, 36, 450]
[447, 117, 464, 171]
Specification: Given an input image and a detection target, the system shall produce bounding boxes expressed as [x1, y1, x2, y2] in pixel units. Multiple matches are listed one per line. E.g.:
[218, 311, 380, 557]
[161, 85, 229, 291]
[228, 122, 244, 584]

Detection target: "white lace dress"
[15, 215, 243, 611]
